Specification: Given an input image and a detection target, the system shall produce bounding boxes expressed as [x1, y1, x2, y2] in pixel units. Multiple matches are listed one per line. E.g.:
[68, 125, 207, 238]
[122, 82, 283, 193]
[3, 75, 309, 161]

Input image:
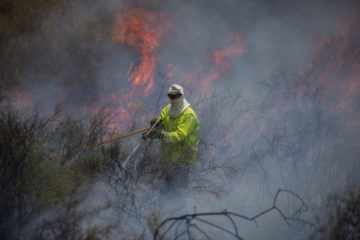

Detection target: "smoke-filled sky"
[2, 0, 360, 239]
[3, 0, 356, 110]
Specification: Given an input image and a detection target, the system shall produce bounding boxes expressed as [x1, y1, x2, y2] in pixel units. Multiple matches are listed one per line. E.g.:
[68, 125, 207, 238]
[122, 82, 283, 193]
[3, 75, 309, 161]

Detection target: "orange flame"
[295, 8, 360, 131]
[179, 33, 246, 95]
[113, 8, 171, 96]
[201, 33, 246, 93]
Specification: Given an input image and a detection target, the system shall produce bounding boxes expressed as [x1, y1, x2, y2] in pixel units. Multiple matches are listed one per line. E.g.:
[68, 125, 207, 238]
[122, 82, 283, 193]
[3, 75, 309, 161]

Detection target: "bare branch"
[153, 189, 314, 240]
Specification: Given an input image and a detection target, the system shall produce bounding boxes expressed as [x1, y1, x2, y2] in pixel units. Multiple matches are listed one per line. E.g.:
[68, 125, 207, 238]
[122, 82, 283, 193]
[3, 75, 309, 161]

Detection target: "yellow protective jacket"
[159, 104, 199, 165]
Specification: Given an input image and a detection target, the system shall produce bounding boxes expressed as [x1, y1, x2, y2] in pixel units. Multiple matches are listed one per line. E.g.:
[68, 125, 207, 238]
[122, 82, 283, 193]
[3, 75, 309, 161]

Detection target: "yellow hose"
[53, 127, 150, 159]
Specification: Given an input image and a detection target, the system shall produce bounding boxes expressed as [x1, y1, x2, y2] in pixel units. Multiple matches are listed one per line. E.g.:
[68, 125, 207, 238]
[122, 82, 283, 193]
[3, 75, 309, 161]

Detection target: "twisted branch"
[153, 189, 314, 239]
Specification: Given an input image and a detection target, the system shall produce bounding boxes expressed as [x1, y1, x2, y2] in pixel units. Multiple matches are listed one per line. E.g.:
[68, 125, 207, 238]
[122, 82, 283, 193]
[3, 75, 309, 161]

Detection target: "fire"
[113, 8, 171, 96]
[295, 9, 360, 128]
[3, 6, 247, 138]
[201, 33, 246, 93]
[210, 33, 247, 66]
[179, 33, 246, 96]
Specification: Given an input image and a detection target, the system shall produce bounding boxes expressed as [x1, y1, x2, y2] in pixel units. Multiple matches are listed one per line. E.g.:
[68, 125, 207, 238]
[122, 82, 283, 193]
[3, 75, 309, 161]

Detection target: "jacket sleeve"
[162, 113, 196, 144]
[159, 106, 167, 123]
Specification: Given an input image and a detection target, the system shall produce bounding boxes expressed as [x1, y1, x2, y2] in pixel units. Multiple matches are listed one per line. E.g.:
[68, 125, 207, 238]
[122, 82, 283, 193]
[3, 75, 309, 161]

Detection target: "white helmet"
[167, 84, 190, 118]
[167, 84, 184, 96]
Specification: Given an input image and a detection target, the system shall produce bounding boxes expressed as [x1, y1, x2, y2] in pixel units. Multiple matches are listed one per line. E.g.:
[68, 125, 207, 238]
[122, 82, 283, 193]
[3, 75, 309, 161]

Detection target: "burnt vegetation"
[153, 189, 314, 240]
[0, 103, 358, 239]
[0, 103, 241, 239]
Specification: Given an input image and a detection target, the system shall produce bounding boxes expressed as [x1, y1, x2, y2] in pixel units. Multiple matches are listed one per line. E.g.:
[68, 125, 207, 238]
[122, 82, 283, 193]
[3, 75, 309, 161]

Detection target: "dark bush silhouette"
[312, 187, 360, 240]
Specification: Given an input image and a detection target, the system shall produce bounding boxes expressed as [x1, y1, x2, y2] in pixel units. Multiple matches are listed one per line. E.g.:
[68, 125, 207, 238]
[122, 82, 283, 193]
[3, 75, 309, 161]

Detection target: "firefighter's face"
[168, 93, 182, 100]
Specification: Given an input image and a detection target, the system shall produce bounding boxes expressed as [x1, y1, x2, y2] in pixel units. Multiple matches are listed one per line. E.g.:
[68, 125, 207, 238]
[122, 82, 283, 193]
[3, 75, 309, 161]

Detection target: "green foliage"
[32, 159, 77, 207]
[0, 108, 74, 224]
[72, 151, 105, 178]
[0, 106, 115, 237]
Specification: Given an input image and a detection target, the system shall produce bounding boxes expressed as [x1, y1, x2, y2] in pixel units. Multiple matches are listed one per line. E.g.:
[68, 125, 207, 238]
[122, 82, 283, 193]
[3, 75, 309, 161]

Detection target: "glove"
[150, 118, 162, 127]
[147, 129, 162, 139]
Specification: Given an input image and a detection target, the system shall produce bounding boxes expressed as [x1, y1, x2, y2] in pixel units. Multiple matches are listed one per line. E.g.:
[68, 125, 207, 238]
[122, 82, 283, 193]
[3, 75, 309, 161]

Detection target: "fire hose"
[53, 118, 161, 164]
[122, 118, 161, 168]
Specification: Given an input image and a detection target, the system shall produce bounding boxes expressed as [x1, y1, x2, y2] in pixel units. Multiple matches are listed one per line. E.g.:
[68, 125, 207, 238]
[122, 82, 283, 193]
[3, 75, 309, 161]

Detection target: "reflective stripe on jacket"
[159, 104, 199, 165]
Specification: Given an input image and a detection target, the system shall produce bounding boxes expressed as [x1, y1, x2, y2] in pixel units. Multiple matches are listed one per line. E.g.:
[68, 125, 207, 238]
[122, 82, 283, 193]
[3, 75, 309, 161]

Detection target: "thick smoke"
[1, 0, 359, 239]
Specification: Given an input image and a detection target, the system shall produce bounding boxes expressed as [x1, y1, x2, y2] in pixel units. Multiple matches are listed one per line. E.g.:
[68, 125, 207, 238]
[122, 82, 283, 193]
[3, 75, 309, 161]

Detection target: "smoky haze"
[1, 0, 359, 239]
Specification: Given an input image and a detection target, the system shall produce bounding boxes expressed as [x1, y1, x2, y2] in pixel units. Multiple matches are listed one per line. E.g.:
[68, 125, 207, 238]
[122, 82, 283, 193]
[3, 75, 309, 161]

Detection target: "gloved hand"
[150, 118, 162, 127]
[147, 129, 162, 139]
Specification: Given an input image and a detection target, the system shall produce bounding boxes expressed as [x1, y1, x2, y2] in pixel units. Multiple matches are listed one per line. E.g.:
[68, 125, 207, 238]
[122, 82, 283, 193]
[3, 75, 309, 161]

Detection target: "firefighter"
[147, 84, 199, 201]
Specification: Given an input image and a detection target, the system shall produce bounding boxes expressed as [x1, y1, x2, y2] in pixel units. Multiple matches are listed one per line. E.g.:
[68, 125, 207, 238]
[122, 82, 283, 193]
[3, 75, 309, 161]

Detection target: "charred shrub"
[25, 195, 118, 240]
[312, 187, 360, 240]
